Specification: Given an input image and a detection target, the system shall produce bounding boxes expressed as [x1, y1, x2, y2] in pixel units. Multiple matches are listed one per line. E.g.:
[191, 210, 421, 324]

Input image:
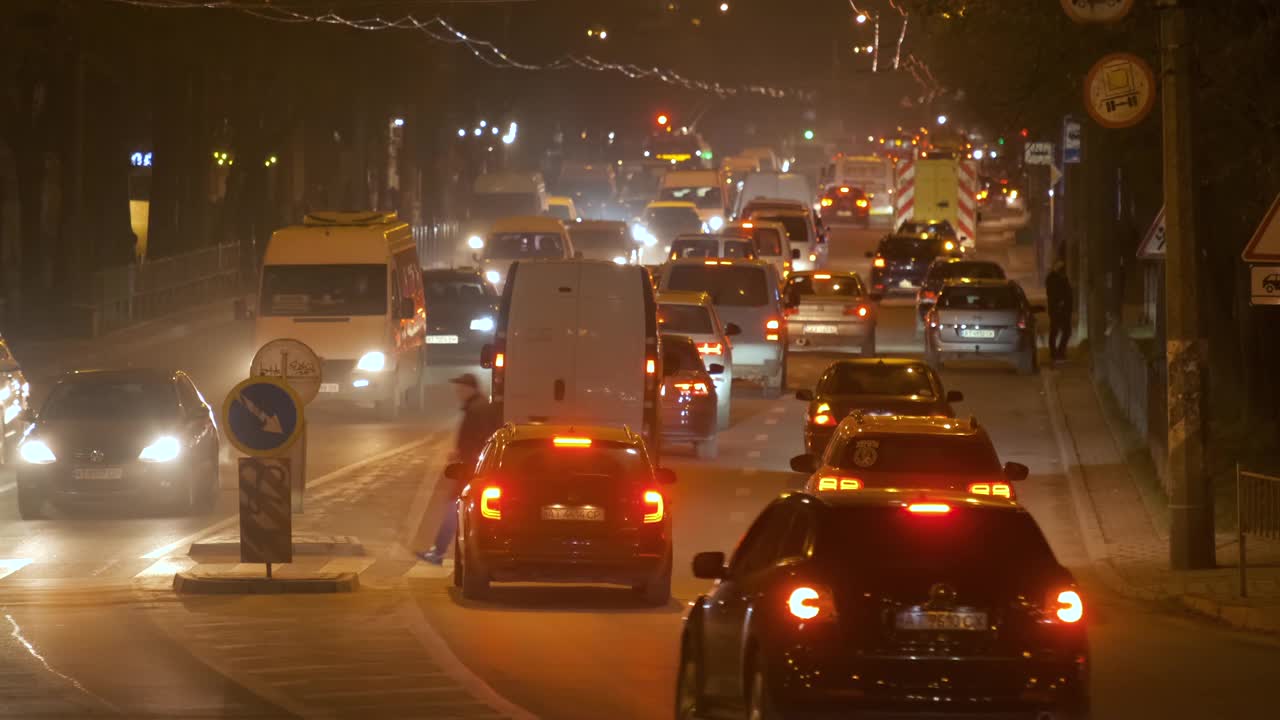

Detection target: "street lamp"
[855, 13, 868, 24]
[936, 114, 948, 125]
[719, 2, 730, 13]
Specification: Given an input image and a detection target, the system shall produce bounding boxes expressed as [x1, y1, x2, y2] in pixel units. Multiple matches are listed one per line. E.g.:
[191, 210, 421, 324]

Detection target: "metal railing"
[87, 242, 242, 336]
[1237, 465, 1280, 597]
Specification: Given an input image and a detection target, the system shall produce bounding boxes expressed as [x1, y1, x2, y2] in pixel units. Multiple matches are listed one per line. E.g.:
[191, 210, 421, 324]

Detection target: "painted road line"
[0, 558, 33, 581]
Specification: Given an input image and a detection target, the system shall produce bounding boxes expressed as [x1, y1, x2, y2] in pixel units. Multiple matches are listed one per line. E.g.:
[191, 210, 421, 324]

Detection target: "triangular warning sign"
[1137, 205, 1166, 260]
[1243, 193, 1280, 261]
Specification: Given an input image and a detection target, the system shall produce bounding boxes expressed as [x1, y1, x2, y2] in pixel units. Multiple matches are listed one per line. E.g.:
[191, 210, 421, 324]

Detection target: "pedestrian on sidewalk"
[1046, 259, 1074, 363]
[419, 373, 499, 565]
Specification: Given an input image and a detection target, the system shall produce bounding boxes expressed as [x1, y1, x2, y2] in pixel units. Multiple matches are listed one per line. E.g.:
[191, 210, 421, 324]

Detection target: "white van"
[478, 215, 574, 292]
[482, 260, 662, 454]
[256, 211, 426, 418]
[731, 172, 815, 218]
[465, 172, 549, 251]
[658, 170, 727, 230]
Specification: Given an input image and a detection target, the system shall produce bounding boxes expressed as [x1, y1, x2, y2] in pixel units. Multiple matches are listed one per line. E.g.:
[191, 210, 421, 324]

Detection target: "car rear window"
[932, 263, 1006, 284]
[751, 228, 784, 256]
[499, 441, 649, 481]
[424, 277, 489, 300]
[662, 338, 706, 375]
[939, 286, 1017, 310]
[832, 434, 1000, 474]
[659, 303, 714, 334]
[658, 185, 723, 209]
[670, 238, 721, 259]
[881, 236, 944, 258]
[485, 233, 565, 260]
[818, 363, 934, 397]
[753, 214, 807, 246]
[571, 228, 629, 253]
[785, 274, 864, 302]
[665, 266, 769, 307]
[43, 380, 178, 420]
[816, 507, 1057, 570]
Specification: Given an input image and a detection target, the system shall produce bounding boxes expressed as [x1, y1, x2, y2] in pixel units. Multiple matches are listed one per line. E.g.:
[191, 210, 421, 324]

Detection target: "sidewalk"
[1044, 362, 1280, 633]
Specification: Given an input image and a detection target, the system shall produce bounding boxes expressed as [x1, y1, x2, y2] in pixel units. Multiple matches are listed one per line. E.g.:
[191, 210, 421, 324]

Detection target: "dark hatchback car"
[422, 269, 499, 364]
[659, 334, 723, 460]
[676, 491, 1089, 720]
[15, 369, 220, 519]
[818, 184, 870, 226]
[868, 233, 963, 296]
[916, 258, 1007, 322]
[794, 358, 961, 456]
[448, 423, 676, 605]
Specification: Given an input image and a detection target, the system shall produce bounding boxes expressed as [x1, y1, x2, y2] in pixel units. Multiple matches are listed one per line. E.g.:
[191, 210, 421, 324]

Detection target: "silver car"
[657, 290, 738, 429]
[924, 279, 1043, 375]
[782, 270, 876, 355]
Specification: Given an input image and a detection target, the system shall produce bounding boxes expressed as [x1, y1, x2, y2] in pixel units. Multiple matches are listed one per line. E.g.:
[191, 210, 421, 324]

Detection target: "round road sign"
[1084, 52, 1156, 129]
[1060, 0, 1135, 24]
[251, 338, 322, 405]
[222, 376, 304, 457]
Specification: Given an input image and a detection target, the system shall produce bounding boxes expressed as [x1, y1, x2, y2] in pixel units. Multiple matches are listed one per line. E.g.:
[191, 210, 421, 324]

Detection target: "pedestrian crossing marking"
[0, 558, 33, 580]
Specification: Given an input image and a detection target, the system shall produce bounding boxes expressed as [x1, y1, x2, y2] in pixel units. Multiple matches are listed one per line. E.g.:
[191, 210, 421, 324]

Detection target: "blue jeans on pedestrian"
[431, 499, 459, 557]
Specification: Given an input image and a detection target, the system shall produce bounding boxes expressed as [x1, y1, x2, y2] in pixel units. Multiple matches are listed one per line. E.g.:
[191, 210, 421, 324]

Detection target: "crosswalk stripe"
[0, 559, 33, 580]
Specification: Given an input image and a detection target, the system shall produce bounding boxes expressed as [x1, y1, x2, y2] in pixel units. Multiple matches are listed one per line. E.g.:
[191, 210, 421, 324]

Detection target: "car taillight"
[646, 358, 656, 375]
[787, 586, 837, 621]
[553, 436, 593, 447]
[873, 257, 886, 268]
[1051, 589, 1084, 623]
[783, 306, 799, 317]
[1017, 313, 1028, 330]
[855, 198, 869, 208]
[765, 318, 780, 341]
[643, 489, 664, 523]
[921, 290, 937, 300]
[820, 197, 834, 207]
[906, 502, 951, 514]
[843, 304, 870, 318]
[673, 381, 710, 396]
[696, 342, 723, 356]
[811, 413, 834, 426]
[480, 486, 502, 519]
[968, 482, 1013, 498]
[816, 476, 861, 490]
[494, 352, 505, 368]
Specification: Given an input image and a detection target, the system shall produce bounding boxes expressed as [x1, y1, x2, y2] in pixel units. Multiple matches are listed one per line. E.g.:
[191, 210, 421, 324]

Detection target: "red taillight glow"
[1055, 590, 1084, 623]
[843, 304, 869, 318]
[766, 319, 780, 330]
[697, 342, 723, 356]
[673, 381, 710, 396]
[873, 257, 886, 268]
[741, 222, 754, 228]
[643, 490, 665, 523]
[553, 436, 593, 448]
[783, 306, 799, 317]
[646, 359, 656, 374]
[907, 502, 951, 514]
[480, 486, 502, 519]
[1017, 314, 1028, 330]
[969, 482, 1012, 498]
[922, 290, 938, 300]
[814, 273, 832, 279]
[839, 186, 851, 194]
[494, 352, 505, 368]
[817, 476, 861, 490]
[788, 587, 821, 619]
[766, 318, 780, 341]
[820, 198, 834, 207]
[811, 413, 833, 426]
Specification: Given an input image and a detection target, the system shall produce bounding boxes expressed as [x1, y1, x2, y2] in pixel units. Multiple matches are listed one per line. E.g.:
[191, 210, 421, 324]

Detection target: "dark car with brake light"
[869, 233, 963, 296]
[422, 269, 499, 364]
[658, 334, 722, 460]
[782, 270, 877, 356]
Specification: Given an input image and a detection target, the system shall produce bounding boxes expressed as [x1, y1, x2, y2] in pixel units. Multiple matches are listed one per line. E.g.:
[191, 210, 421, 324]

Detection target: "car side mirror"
[398, 298, 416, 320]
[791, 248, 801, 260]
[656, 467, 678, 485]
[707, 363, 725, 375]
[724, 322, 742, 337]
[946, 390, 964, 403]
[691, 551, 726, 580]
[1030, 303, 1047, 314]
[444, 462, 473, 482]
[795, 389, 814, 401]
[1004, 461, 1030, 482]
[790, 454, 818, 474]
[479, 343, 495, 370]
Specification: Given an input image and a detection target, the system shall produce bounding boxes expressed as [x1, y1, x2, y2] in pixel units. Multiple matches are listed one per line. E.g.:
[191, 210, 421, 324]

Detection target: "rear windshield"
[665, 266, 769, 307]
[882, 236, 944, 258]
[670, 238, 721, 259]
[818, 363, 934, 397]
[470, 193, 541, 221]
[817, 508, 1056, 570]
[571, 228, 629, 252]
[424, 276, 491, 301]
[751, 228, 784, 256]
[932, 263, 1006, 284]
[261, 264, 387, 317]
[659, 303, 714, 334]
[645, 206, 702, 226]
[43, 379, 177, 420]
[785, 274, 864, 303]
[753, 214, 807, 245]
[485, 233, 565, 260]
[659, 185, 722, 209]
[663, 338, 705, 375]
[499, 441, 649, 481]
[832, 434, 1000, 474]
[939, 286, 1017, 310]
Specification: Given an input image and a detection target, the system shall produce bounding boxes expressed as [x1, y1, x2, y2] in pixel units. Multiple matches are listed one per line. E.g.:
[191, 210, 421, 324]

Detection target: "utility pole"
[1158, 0, 1214, 570]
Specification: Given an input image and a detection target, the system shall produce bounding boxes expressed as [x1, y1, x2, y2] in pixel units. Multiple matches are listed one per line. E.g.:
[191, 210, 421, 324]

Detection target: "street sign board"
[1063, 118, 1082, 164]
[1138, 205, 1166, 260]
[1242, 193, 1280, 262]
[1085, 53, 1156, 129]
[251, 338, 322, 405]
[1060, 0, 1135, 24]
[1025, 142, 1054, 166]
[238, 457, 293, 563]
[1049, 164, 1064, 187]
[222, 377, 304, 457]
[1249, 265, 1280, 306]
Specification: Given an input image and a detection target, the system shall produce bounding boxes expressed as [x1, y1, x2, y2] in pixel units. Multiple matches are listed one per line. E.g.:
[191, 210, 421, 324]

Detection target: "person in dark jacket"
[420, 373, 499, 565]
[1045, 259, 1074, 363]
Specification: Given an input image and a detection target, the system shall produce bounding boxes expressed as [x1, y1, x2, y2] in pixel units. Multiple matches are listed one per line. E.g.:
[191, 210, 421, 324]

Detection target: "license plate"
[541, 505, 605, 522]
[898, 279, 916, 288]
[959, 329, 997, 339]
[73, 467, 123, 480]
[837, 210, 852, 216]
[896, 610, 988, 631]
[319, 383, 340, 393]
[426, 335, 460, 345]
[805, 324, 838, 334]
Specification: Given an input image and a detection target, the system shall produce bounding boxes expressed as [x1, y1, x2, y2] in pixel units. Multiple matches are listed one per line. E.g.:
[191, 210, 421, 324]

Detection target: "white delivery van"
[732, 172, 815, 218]
[464, 172, 549, 253]
[256, 211, 426, 419]
[658, 170, 727, 230]
[482, 260, 662, 455]
[479, 215, 574, 293]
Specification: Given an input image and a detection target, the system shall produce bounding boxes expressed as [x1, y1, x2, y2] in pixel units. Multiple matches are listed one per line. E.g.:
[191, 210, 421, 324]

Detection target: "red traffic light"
[1019, 128, 1029, 138]
[657, 114, 669, 126]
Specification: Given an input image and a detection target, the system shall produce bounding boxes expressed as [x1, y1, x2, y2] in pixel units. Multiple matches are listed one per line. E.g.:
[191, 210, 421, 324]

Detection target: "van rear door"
[575, 264, 647, 429]
[503, 262, 582, 424]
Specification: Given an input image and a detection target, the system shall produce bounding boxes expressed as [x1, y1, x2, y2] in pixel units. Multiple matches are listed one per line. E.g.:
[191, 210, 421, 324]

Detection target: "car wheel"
[695, 436, 719, 460]
[861, 328, 877, 356]
[745, 652, 784, 720]
[17, 487, 45, 520]
[635, 552, 672, 607]
[675, 635, 707, 720]
[460, 539, 490, 600]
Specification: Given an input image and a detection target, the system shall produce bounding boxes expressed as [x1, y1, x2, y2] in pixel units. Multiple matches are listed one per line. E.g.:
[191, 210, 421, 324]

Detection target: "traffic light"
[803, 129, 815, 141]
[656, 114, 669, 127]
[1019, 128, 1029, 138]
[997, 137, 1005, 145]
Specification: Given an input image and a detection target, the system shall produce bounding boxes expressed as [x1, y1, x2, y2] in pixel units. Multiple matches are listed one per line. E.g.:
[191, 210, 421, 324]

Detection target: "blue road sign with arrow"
[222, 377, 303, 457]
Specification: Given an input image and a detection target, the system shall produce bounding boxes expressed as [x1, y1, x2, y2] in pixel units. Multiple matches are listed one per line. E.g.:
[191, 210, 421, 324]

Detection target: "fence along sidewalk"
[89, 242, 242, 337]
[1237, 465, 1280, 598]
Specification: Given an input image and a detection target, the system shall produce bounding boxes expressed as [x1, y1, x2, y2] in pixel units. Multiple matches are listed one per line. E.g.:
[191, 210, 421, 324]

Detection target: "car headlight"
[19, 439, 56, 465]
[467, 235, 484, 250]
[356, 351, 387, 372]
[707, 215, 724, 231]
[470, 316, 495, 332]
[485, 270, 501, 285]
[612, 255, 628, 265]
[138, 435, 182, 463]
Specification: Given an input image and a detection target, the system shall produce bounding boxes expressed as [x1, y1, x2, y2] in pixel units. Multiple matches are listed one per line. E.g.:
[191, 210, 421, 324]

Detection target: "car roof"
[647, 201, 699, 209]
[797, 488, 1022, 513]
[791, 269, 860, 279]
[672, 233, 722, 242]
[657, 290, 713, 307]
[824, 357, 929, 369]
[666, 257, 772, 269]
[490, 216, 566, 233]
[504, 423, 642, 445]
[834, 413, 982, 438]
[940, 277, 1013, 289]
[576, 220, 627, 231]
[58, 368, 179, 384]
[423, 268, 483, 279]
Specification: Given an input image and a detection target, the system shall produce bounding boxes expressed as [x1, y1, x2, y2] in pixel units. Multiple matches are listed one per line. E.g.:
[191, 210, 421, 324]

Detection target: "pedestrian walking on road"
[419, 373, 499, 565]
[1046, 259, 1074, 363]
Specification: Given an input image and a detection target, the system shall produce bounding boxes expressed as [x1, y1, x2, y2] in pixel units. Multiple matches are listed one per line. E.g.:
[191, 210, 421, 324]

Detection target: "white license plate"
[73, 467, 123, 480]
[837, 210, 852, 216]
[959, 329, 997, 339]
[541, 505, 605, 522]
[804, 324, 839, 334]
[426, 335, 460, 345]
[898, 279, 916, 288]
[896, 610, 988, 631]
[319, 383, 340, 393]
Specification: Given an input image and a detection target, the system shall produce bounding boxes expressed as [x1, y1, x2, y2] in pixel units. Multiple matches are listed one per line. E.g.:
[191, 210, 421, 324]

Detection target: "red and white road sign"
[1137, 205, 1166, 260]
[1242, 193, 1280, 262]
[894, 158, 916, 230]
[956, 160, 979, 246]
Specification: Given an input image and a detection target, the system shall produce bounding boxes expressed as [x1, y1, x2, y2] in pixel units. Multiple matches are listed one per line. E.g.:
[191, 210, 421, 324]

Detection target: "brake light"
[1053, 589, 1084, 623]
[921, 290, 937, 300]
[646, 358, 656, 374]
[480, 487, 502, 519]
[696, 342, 723, 356]
[673, 381, 710, 396]
[787, 586, 836, 621]
[494, 352, 505, 368]
[906, 502, 951, 514]
[873, 257, 886, 268]
[855, 198, 869, 208]
[843, 304, 869, 318]
[553, 436, 593, 447]
[766, 319, 780, 330]
[820, 198, 834, 207]
[811, 413, 833, 426]
[968, 482, 1013, 498]
[741, 222, 753, 228]
[704, 260, 719, 265]
[1017, 313, 1028, 330]
[643, 490, 665, 523]
[817, 476, 861, 490]
[814, 273, 831, 279]
[766, 318, 780, 341]
[783, 306, 798, 317]
[838, 186, 850, 194]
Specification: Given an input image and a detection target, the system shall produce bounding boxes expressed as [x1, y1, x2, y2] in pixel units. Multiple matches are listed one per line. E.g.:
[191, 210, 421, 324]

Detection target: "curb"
[189, 537, 366, 558]
[1178, 594, 1280, 633]
[173, 571, 359, 594]
[1041, 368, 1110, 565]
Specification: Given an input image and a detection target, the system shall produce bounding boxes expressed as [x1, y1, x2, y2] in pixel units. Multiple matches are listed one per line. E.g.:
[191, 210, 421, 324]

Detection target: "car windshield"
[817, 363, 935, 397]
[645, 206, 702, 227]
[833, 434, 1000, 474]
[42, 379, 177, 420]
[500, 441, 649, 481]
[940, 286, 1018, 310]
[659, 303, 714, 334]
[670, 237, 721, 259]
[753, 214, 807, 245]
[663, 338, 705, 375]
[659, 185, 722, 209]
[933, 263, 1006, 284]
[665, 265, 769, 307]
[424, 276, 490, 301]
[882, 236, 944, 258]
[485, 232, 565, 260]
[786, 274, 864, 303]
[816, 507, 1056, 571]
[571, 228, 629, 252]
[470, 193, 542, 221]
[260, 264, 387, 317]
[548, 205, 573, 221]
